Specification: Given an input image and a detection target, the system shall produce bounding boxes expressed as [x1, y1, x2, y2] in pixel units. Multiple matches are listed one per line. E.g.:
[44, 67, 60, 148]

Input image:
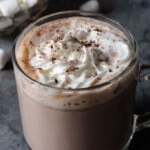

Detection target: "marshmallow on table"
[80, 0, 100, 12]
[0, 48, 10, 70]
[19, 0, 39, 11]
[25, 0, 38, 8]
[0, 0, 38, 17]
[0, 0, 20, 17]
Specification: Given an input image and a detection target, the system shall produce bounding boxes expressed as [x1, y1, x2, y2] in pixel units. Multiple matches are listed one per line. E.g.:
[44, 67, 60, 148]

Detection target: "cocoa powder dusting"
[29, 41, 34, 46]
[66, 66, 79, 73]
[54, 78, 58, 84]
[93, 27, 102, 32]
[51, 57, 56, 63]
[109, 69, 113, 72]
[80, 40, 99, 47]
[37, 31, 42, 37]
[54, 34, 64, 43]
[50, 45, 53, 49]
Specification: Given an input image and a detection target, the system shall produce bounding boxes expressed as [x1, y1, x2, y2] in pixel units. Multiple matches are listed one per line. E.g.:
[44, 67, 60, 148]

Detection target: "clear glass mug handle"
[125, 64, 150, 150]
[135, 64, 150, 132]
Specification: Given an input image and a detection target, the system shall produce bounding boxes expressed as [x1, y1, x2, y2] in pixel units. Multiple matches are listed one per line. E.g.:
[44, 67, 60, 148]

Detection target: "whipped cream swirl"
[29, 21, 132, 89]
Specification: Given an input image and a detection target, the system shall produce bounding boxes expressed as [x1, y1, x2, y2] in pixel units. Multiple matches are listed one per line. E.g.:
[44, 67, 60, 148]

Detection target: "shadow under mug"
[12, 11, 150, 150]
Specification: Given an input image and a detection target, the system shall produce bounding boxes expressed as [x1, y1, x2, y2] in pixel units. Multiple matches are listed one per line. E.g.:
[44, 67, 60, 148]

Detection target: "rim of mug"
[12, 10, 138, 91]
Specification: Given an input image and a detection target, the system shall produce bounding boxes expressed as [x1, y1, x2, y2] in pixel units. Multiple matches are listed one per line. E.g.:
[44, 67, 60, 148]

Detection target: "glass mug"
[12, 11, 150, 150]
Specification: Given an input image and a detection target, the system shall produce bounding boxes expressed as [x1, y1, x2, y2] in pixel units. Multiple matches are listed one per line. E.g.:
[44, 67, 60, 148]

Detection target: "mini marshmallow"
[0, 0, 38, 17]
[0, 17, 13, 30]
[0, 0, 20, 17]
[0, 48, 10, 70]
[80, 0, 100, 12]
[25, 0, 38, 8]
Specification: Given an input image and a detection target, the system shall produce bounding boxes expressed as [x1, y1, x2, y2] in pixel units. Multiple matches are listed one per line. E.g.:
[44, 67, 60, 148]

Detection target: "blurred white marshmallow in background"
[0, 0, 20, 17]
[0, 48, 10, 70]
[80, 0, 100, 12]
[0, 0, 38, 17]
[25, 0, 38, 8]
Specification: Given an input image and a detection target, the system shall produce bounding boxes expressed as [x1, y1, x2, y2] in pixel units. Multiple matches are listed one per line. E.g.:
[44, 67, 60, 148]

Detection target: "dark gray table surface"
[0, 0, 150, 150]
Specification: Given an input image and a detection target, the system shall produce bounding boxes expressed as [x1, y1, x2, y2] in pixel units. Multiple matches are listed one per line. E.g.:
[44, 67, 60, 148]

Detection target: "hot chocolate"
[13, 14, 138, 150]
[17, 17, 132, 89]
